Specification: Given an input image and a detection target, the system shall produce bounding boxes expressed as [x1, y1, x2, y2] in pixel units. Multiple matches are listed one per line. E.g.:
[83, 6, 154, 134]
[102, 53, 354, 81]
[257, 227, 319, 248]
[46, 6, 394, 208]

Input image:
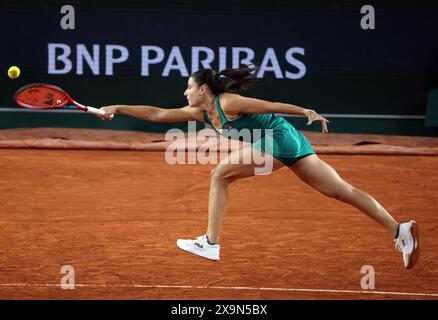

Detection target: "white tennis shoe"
[394, 220, 420, 269]
[176, 235, 220, 261]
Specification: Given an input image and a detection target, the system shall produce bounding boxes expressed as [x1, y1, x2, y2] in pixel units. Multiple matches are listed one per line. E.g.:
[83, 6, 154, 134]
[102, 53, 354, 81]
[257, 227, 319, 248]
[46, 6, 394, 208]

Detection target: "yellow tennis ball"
[8, 66, 20, 79]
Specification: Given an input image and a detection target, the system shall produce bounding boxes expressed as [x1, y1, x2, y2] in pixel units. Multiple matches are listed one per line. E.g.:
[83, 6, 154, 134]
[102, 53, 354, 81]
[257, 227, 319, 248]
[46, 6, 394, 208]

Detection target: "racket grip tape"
[86, 106, 114, 119]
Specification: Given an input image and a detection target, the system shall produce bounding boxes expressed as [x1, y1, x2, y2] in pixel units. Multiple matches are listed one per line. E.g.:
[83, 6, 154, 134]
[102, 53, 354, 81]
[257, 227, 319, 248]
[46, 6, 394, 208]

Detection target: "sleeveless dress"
[203, 95, 315, 166]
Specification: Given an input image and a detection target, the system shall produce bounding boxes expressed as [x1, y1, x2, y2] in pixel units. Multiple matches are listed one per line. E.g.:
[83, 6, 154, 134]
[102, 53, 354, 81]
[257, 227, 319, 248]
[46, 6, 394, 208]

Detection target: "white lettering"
[257, 48, 283, 78]
[48, 43, 72, 74]
[285, 47, 306, 79]
[361, 5, 376, 30]
[47, 43, 307, 80]
[218, 47, 227, 70]
[232, 47, 255, 69]
[60, 5, 75, 30]
[141, 46, 165, 76]
[60, 265, 75, 290]
[105, 45, 129, 75]
[191, 46, 215, 73]
[165, 128, 186, 164]
[360, 265, 376, 289]
[76, 44, 100, 75]
[162, 46, 189, 77]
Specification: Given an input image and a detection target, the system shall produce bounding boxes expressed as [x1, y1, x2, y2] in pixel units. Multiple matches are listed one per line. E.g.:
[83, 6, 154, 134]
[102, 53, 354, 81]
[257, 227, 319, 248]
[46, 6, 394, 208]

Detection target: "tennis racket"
[14, 83, 110, 118]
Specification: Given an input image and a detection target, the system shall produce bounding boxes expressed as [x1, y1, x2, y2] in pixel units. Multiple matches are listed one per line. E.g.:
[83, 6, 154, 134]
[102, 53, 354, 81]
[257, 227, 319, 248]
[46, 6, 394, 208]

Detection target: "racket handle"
[86, 106, 114, 119]
[86, 106, 105, 116]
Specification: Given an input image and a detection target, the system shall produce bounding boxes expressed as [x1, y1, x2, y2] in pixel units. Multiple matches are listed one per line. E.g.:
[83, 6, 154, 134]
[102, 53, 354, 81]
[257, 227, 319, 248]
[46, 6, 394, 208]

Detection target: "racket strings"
[15, 87, 68, 109]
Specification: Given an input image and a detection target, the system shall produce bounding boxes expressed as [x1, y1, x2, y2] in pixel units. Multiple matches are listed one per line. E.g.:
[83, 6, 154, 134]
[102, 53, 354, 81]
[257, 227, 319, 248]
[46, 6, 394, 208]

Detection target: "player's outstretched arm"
[223, 94, 329, 133]
[99, 105, 203, 123]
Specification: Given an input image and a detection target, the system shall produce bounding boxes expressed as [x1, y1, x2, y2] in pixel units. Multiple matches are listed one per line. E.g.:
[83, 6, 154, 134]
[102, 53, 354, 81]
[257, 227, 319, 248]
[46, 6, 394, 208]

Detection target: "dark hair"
[190, 66, 258, 96]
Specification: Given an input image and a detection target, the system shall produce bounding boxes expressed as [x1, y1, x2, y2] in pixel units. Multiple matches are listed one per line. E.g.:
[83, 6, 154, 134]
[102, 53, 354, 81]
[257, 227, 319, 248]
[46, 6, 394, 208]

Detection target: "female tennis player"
[100, 67, 419, 269]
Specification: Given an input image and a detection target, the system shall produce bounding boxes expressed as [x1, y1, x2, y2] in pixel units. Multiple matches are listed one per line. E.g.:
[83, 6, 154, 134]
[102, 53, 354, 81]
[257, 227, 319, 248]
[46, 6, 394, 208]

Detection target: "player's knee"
[211, 166, 228, 182]
[211, 165, 238, 183]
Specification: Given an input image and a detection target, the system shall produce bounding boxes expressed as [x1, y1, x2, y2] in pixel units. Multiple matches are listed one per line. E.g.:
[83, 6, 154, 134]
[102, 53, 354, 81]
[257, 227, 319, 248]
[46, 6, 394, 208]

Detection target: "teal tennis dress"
[204, 95, 315, 166]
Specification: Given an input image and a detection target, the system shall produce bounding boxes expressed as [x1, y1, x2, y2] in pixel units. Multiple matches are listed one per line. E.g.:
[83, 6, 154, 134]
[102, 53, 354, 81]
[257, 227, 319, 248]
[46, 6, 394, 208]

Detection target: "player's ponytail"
[191, 66, 258, 96]
[216, 66, 258, 93]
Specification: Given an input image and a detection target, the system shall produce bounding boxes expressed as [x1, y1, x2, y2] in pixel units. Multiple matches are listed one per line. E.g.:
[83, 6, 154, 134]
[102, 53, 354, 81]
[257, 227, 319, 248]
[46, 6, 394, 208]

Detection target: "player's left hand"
[305, 109, 329, 133]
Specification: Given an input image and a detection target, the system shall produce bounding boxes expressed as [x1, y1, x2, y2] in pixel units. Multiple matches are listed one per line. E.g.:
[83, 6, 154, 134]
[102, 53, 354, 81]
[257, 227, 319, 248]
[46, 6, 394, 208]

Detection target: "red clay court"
[0, 129, 437, 299]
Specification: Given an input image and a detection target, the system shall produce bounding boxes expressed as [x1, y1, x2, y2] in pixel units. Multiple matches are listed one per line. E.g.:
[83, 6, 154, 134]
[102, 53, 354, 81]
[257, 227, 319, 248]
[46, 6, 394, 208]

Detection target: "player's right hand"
[99, 105, 118, 120]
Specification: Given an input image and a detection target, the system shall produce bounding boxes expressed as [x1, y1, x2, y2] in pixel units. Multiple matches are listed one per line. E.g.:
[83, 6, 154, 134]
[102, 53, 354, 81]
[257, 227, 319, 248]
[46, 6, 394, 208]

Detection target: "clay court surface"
[1, 145, 437, 299]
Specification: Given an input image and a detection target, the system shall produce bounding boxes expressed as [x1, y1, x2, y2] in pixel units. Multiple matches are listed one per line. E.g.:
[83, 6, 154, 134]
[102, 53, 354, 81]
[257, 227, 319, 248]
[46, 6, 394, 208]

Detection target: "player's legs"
[206, 144, 285, 243]
[289, 154, 399, 237]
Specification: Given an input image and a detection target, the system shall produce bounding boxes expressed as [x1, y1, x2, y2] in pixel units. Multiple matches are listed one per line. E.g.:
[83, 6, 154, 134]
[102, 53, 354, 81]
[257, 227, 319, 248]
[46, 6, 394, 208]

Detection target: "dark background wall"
[1, 0, 437, 136]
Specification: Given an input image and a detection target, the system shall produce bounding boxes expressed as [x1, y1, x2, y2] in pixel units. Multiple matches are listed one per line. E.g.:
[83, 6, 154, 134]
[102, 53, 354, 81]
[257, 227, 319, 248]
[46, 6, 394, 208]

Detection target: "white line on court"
[0, 108, 82, 114]
[0, 108, 426, 119]
[277, 113, 426, 120]
[0, 283, 437, 297]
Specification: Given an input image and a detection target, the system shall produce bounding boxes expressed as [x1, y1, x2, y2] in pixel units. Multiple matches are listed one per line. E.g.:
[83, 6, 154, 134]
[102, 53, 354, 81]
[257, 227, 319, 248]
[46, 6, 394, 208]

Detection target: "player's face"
[184, 77, 203, 107]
